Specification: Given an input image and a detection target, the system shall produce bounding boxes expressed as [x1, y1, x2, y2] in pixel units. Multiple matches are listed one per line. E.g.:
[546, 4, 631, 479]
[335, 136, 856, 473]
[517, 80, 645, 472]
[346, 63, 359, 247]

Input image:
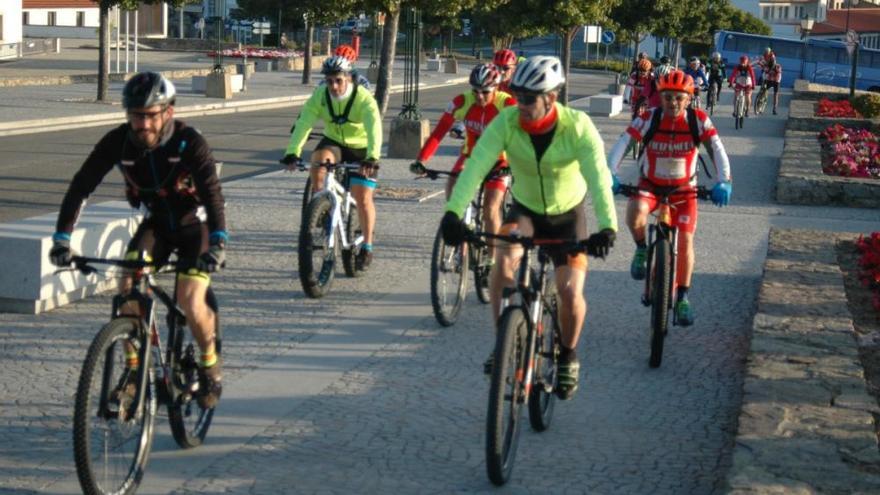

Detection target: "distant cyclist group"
[48, 43, 741, 491]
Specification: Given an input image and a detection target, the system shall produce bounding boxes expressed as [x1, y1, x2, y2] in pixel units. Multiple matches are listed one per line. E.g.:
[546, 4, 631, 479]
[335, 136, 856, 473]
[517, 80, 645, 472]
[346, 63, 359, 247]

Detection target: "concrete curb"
[0, 77, 469, 137]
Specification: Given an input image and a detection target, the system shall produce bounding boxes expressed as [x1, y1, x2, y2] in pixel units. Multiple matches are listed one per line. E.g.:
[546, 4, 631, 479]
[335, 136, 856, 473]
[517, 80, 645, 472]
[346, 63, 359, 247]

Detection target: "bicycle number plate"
[654, 157, 687, 180]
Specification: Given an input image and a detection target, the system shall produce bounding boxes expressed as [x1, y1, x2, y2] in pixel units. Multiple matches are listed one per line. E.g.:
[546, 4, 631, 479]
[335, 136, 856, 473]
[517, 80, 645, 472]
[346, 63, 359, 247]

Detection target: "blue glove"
[611, 175, 621, 195]
[711, 182, 732, 207]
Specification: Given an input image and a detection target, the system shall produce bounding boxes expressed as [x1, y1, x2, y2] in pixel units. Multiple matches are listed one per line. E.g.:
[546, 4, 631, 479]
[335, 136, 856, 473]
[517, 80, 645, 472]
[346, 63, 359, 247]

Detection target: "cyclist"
[656, 55, 674, 77]
[329, 43, 372, 90]
[280, 55, 382, 269]
[728, 54, 757, 117]
[410, 63, 516, 260]
[706, 52, 726, 106]
[626, 58, 660, 112]
[683, 56, 708, 108]
[759, 55, 782, 115]
[494, 48, 518, 94]
[440, 56, 618, 400]
[48, 71, 227, 409]
[606, 69, 732, 326]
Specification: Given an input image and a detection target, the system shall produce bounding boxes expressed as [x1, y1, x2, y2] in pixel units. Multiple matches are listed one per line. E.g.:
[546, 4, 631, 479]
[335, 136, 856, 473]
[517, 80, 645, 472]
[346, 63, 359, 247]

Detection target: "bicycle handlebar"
[617, 183, 712, 201]
[464, 230, 607, 258]
[69, 256, 175, 275]
[418, 167, 510, 182]
[283, 159, 380, 173]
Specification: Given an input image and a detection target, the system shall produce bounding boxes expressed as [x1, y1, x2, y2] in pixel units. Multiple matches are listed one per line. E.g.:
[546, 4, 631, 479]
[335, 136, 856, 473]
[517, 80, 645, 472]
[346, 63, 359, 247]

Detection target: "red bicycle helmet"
[493, 49, 517, 68]
[657, 69, 694, 94]
[739, 54, 749, 65]
[334, 44, 357, 62]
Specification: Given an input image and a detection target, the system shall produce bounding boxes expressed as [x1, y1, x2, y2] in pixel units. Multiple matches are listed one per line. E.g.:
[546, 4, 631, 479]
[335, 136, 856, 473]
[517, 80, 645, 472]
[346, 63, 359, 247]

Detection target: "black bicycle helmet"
[122, 71, 176, 110]
[660, 55, 670, 65]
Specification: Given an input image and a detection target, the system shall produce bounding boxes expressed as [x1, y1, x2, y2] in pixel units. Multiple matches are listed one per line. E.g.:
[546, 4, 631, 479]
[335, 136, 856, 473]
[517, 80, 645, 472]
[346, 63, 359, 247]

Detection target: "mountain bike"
[617, 184, 710, 368]
[754, 80, 769, 116]
[469, 231, 603, 486]
[630, 96, 648, 159]
[706, 81, 718, 116]
[421, 167, 509, 326]
[296, 159, 375, 298]
[732, 86, 746, 130]
[68, 256, 221, 495]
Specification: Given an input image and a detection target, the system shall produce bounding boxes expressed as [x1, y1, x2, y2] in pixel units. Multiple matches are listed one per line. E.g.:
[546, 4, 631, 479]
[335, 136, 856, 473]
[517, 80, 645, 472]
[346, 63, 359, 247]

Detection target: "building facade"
[0, 0, 23, 59]
[22, 0, 168, 39]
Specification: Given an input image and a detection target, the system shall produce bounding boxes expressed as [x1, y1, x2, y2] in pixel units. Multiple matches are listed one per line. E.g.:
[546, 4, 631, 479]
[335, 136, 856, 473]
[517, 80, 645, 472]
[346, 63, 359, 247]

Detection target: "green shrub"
[572, 59, 630, 74]
[851, 93, 880, 118]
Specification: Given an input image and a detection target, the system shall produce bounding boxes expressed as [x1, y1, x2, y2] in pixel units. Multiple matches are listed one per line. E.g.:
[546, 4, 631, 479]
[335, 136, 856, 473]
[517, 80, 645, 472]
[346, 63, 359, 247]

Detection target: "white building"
[732, 0, 880, 39]
[22, 0, 168, 39]
[0, 0, 23, 59]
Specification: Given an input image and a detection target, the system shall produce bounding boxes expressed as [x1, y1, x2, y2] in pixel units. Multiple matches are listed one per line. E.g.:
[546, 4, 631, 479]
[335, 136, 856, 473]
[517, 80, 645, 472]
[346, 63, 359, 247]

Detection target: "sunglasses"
[662, 93, 689, 103]
[127, 109, 165, 121]
[325, 77, 346, 86]
[515, 93, 539, 105]
[498, 65, 513, 71]
[473, 88, 493, 95]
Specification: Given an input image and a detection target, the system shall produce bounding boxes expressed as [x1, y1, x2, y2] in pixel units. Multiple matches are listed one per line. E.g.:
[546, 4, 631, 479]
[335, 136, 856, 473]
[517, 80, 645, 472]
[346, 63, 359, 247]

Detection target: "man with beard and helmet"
[439, 56, 618, 400]
[49, 71, 227, 409]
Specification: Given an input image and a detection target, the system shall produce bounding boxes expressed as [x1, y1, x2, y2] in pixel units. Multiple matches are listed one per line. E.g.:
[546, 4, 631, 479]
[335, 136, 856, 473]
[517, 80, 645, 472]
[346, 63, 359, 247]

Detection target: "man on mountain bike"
[440, 56, 618, 400]
[728, 55, 757, 117]
[706, 52, 726, 106]
[758, 55, 782, 115]
[626, 58, 660, 113]
[683, 56, 708, 108]
[606, 69, 732, 326]
[410, 63, 516, 259]
[281, 55, 382, 270]
[49, 71, 227, 409]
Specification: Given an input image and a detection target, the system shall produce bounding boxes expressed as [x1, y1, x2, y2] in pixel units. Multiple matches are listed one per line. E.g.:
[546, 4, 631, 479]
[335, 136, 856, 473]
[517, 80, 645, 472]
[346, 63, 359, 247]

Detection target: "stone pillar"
[444, 58, 458, 74]
[387, 117, 430, 159]
[322, 29, 332, 56]
[205, 72, 233, 99]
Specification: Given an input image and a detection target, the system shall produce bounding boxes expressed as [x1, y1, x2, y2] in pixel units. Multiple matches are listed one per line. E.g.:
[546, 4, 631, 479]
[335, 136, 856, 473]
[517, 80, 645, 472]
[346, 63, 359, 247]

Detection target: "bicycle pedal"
[640, 294, 651, 307]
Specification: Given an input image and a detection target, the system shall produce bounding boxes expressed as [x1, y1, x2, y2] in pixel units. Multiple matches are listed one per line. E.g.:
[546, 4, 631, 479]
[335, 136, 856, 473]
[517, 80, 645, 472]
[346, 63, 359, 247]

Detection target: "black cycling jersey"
[56, 119, 226, 235]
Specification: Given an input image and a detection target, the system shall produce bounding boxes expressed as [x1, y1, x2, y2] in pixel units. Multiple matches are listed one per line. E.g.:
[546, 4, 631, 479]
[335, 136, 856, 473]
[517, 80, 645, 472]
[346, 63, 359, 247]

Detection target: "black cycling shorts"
[315, 136, 376, 181]
[127, 217, 209, 280]
[502, 196, 588, 267]
[763, 81, 779, 93]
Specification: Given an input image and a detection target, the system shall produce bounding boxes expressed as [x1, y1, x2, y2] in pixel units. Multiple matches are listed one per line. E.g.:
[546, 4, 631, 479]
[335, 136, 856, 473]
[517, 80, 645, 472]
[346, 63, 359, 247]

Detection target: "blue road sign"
[602, 30, 615, 45]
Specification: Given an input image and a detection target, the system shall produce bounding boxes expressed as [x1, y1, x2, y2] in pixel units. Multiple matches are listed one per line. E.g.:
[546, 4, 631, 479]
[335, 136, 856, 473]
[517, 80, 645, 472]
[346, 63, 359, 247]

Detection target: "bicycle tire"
[168, 288, 222, 448]
[528, 284, 559, 432]
[341, 203, 364, 278]
[73, 317, 155, 495]
[301, 177, 312, 221]
[486, 306, 528, 486]
[430, 226, 468, 327]
[755, 86, 768, 115]
[298, 195, 338, 298]
[707, 85, 716, 116]
[649, 238, 672, 368]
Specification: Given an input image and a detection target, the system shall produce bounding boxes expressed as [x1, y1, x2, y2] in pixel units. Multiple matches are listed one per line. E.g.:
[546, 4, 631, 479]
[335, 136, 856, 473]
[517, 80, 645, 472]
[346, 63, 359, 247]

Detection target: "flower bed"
[817, 124, 880, 178]
[206, 48, 304, 59]
[816, 97, 862, 118]
[856, 232, 880, 313]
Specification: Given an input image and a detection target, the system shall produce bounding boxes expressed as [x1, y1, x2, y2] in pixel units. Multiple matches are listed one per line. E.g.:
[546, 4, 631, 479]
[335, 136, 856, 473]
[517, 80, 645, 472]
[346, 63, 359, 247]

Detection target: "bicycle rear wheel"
[486, 306, 528, 486]
[707, 85, 716, 116]
[528, 285, 559, 432]
[649, 238, 672, 368]
[430, 225, 468, 326]
[168, 289, 222, 448]
[73, 317, 155, 495]
[298, 195, 338, 298]
[755, 86, 768, 115]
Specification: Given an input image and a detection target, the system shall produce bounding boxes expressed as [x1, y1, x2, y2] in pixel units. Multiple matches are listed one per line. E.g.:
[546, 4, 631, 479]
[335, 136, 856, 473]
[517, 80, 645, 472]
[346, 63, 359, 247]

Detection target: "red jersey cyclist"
[625, 58, 661, 113]
[494, 49, 518, 94]
[607, 70, 732, 326]
[728, 55, 757, 117]
[410, 63, 516, 258]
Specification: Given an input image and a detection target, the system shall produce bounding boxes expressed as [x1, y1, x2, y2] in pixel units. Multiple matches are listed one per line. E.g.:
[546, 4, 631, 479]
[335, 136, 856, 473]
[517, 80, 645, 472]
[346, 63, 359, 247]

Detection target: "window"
[763, 6, 770, 20]
[774, 39, 803, 59]
[809, 45, 844, 64]
[784, 6, 789, 19]
[47, 11, 57, 26]
[22, 11, 29, 25]
[76, 11, 85, 27]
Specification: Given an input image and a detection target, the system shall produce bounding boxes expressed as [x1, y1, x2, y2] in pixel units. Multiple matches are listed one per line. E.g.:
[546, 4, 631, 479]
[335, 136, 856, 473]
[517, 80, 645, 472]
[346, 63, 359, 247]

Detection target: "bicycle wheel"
[528, 284, 559, 432]
[168, 288, 222, 448]
[755, 86, 768, 115]
[342, 203, 364, 278]
[300, 177, 312, 221]
[486, 306, 528, 486]
[430, 225, 468, 327]
[298, 195, 338, 298]
[649, 238, 672, 368]
[707, 85, 716, 116]
[73, 317, 155, 495]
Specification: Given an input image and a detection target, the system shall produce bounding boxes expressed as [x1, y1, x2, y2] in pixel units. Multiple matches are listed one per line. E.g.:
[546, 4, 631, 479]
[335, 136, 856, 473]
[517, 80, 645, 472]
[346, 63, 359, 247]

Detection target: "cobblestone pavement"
[1, 87, 879, 494]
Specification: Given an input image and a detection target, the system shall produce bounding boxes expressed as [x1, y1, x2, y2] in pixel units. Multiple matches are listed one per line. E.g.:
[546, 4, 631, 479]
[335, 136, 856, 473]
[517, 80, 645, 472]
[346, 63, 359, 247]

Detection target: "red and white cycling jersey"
[626, 107, 718, 187]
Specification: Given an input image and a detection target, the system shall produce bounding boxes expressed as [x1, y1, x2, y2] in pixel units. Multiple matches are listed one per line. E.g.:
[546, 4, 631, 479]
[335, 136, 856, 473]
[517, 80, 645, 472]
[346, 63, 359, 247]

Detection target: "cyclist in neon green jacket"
[281, 55, 382, 269]
[441, 56, 618, 400]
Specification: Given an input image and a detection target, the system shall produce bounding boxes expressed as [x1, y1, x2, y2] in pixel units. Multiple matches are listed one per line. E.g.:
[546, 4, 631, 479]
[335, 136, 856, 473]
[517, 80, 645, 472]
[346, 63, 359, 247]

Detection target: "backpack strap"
[637, 107, 663, 159]
[686, 107, 700, 148]
[326, 79, 359, 125]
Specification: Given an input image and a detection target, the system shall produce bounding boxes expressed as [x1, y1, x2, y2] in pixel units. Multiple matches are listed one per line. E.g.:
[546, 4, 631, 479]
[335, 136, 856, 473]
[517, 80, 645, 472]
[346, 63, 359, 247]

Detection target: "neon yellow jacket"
[285, 83, 382, 160]
[446, 102, 617, 232]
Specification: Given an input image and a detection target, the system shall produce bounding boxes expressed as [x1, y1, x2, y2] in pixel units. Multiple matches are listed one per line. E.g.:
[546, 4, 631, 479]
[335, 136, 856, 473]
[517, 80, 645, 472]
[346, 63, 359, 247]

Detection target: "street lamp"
[800, 16, 814, 81]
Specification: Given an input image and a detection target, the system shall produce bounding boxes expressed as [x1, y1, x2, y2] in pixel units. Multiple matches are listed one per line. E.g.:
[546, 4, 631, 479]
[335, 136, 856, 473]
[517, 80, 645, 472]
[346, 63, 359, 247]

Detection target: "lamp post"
[800, 16, 814, 81]
[846, 0, 861, 97]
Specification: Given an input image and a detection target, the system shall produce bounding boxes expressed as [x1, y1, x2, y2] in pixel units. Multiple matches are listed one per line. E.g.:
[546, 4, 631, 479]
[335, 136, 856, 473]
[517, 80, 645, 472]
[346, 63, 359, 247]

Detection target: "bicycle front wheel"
[486, 306, 528, 486]
[471, 243, 491, 304]
[168, 288, 222, 448]
[73, 317, 155, 495]
[528, 286, 559, 432]
[649, 238, 672, 368]
[707, 86, 716, 116]
[298, 195, 338, 298]
[756, 87, 768, 115]
[430, 226, 468, 326]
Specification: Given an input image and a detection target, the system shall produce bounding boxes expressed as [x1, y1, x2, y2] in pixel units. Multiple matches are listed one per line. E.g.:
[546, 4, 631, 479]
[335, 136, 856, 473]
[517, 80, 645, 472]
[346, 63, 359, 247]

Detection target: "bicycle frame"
[643, 200, 679, 310]
[311, 163, 364, 252]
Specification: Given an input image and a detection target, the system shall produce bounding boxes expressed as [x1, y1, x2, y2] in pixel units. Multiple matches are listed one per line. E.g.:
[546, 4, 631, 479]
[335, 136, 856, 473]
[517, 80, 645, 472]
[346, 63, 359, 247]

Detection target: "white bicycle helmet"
[509, 55, 565, 94]
[469, 63, 501, 90]
[321, 55, 353, 75]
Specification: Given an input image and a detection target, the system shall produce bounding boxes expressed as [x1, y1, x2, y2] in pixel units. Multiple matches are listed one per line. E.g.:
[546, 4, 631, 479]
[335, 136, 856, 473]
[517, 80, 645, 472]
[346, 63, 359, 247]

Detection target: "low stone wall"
[0, 64, 240, 88]
[725, 228, 880, 494]
[139, 38, 239, 52]
[775, 89, 880, 208]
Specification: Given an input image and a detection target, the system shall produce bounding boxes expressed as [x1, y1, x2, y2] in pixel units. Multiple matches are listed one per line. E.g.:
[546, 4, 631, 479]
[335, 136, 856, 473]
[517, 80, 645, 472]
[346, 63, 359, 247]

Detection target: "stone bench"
[425, 58, 442, 71]
[192, 74, 244, 94]
[588, 94, 623, 117]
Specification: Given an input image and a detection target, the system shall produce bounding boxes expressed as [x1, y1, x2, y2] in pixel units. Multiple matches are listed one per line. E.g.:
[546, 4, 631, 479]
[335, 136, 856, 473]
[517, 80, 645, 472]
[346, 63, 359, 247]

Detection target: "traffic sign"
[253, 27, 270, 34]
[601, 30, 615, 45]
[584, 25, 601, 44]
